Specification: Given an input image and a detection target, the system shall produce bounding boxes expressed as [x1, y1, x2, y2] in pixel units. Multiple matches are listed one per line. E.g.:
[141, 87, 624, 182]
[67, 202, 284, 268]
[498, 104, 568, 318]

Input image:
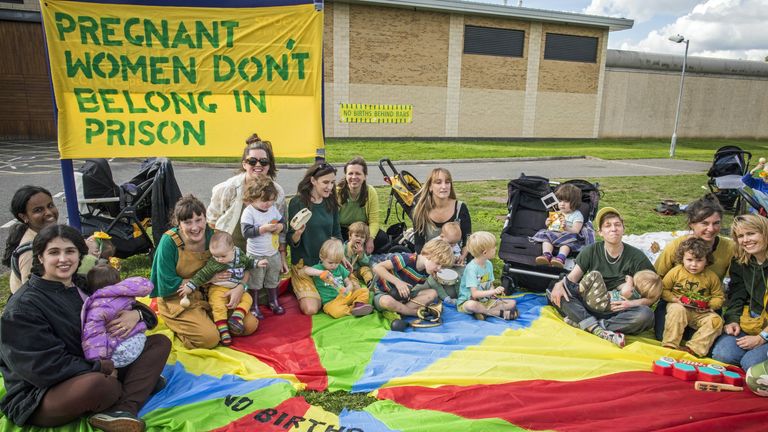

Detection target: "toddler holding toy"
[304, 238, 373, 318]
[662, 237, 724, 357]
[241, 176, 286, 319]
[344, 221, 374, 286]
[457, 231, 518, 320]
[532, 183, 584, 268]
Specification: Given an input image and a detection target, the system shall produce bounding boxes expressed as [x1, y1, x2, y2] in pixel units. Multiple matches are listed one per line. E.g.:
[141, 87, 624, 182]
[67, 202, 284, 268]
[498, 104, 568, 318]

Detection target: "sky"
[476, 0, 768, 61]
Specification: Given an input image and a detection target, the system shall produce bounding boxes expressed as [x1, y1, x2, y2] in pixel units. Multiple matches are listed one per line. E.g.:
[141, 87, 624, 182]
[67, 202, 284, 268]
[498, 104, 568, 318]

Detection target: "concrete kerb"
[170, 155, 589, 170]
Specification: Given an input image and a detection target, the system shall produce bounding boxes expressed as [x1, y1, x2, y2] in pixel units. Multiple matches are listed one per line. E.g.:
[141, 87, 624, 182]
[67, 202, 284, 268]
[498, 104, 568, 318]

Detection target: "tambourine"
[290, 208, 312, 230]
[435, 268, 459, 285]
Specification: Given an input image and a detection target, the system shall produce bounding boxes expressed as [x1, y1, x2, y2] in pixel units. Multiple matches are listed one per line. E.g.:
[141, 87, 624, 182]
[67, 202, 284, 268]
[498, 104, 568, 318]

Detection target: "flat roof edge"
[337, 0, 633, 31]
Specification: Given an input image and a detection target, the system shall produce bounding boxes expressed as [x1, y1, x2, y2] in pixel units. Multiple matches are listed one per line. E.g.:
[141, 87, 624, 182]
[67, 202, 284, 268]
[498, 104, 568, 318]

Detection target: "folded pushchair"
[76, 158, 182, 258]
[707, 145, 751, 214]
[377, 158, 422, 253]
[498, 174, 600, 293]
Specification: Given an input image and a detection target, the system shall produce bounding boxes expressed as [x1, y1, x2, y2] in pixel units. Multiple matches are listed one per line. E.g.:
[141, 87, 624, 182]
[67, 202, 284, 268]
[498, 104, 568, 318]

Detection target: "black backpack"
[10, 241, 33, 279]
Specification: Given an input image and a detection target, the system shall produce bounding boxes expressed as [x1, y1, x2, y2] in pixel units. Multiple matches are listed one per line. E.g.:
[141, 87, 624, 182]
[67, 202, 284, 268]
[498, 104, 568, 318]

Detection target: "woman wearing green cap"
[548, 207, 656, 347]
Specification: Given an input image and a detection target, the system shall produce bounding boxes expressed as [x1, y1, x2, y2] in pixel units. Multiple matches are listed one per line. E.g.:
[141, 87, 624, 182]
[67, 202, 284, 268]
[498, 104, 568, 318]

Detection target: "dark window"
[463, 25, 524, 57]
[544, 33, 598, 63]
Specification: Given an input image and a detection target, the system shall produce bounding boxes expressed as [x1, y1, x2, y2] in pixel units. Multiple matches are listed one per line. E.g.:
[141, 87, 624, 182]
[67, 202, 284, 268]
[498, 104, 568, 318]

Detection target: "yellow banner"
[339, 104, 413, 123]
[40, 0, 324, 159]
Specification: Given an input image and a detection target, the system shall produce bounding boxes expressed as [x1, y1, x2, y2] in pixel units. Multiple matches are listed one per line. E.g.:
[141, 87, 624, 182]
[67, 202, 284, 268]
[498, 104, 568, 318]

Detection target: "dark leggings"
[28, 334, 171, 427]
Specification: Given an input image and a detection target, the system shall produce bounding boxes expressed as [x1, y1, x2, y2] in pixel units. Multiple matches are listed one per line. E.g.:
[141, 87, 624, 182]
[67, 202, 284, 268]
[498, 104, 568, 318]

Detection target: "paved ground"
[0, 140, 711, 273]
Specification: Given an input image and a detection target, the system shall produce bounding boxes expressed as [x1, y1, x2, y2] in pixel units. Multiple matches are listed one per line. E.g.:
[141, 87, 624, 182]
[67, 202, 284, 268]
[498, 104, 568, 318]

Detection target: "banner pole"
[60, 159, 81, 230]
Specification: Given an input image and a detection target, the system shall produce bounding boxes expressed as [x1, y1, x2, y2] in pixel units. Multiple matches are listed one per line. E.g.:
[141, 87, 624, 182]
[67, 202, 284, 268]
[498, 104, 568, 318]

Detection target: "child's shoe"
[267, 288, 285, 315]
[550, 256, 565, 268]
[351, 302, 373, 316]
[535, 255, 550, 266]
[592, 327, 625, 348]
[216, 320, 232, 346]
[228, 308, 247, 335]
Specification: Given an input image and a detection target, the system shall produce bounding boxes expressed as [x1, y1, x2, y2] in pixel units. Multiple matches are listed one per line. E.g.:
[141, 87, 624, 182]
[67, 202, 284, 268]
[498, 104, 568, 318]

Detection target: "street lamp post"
[668, 34, 689, 158]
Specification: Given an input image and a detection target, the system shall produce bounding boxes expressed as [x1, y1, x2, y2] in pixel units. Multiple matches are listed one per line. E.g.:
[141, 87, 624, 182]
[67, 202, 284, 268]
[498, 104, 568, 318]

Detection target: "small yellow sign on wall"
[339, 104, 412, 123]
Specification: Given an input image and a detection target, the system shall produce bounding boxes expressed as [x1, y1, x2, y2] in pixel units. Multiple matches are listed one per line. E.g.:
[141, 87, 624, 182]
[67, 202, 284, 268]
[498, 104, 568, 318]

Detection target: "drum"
[290, 208, 312, 230]
[435, 268, 459, 285]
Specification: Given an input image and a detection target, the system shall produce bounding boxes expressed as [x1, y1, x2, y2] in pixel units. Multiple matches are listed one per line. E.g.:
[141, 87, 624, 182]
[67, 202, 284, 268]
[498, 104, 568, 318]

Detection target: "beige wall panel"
[458, 88, 525, 136]
[323, 83, 335, 136]
[538, 24, 602, 94]
[534, 92, 596, 137]
[323, 2, 334, 83]
[348, 5, 449, 87]
[600, 70, 768, 138]
[460, 16, 528, 91]
[341, 83, 446, 136]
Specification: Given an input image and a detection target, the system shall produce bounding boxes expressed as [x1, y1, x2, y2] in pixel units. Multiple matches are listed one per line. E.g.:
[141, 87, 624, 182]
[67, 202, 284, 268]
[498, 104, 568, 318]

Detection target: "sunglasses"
[313, 162, 337, 175]
[245, 157, 270, 167]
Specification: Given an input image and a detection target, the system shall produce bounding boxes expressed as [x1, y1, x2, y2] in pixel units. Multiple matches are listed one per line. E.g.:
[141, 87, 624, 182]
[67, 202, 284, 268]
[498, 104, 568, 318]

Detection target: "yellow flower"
[93, 231, 112, 240]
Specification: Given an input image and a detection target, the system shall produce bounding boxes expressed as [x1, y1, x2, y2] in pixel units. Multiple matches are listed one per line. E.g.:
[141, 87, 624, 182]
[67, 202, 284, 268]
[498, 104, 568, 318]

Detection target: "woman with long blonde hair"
[712, 214, 768, 370]
[411, 168, 471, 260]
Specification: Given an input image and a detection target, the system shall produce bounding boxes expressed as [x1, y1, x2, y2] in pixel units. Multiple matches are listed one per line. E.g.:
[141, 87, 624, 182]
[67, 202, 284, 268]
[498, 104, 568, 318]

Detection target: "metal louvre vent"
[463, 25, 524, 57]
[544, 33, 598, 63]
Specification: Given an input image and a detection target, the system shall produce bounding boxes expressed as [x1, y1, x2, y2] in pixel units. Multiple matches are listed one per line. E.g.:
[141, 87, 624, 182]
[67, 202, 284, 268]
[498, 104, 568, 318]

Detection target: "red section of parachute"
[211, 397, 312, 432]
[378, 371, 766, 431]
[230, 284, 328, 391]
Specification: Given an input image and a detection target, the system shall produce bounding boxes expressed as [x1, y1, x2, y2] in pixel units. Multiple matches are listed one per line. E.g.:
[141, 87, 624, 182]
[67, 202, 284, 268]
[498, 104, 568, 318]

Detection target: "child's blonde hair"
[420, 238, 454, 267]
[348, 221, 369, 241]
[633, 270, 662, 303]
[319, 238, 344, 262]
[210, 230, 234, 249]
[466, 231, 496, 257]
[440, 221, 461, 243]
[243, 176, 278, 203]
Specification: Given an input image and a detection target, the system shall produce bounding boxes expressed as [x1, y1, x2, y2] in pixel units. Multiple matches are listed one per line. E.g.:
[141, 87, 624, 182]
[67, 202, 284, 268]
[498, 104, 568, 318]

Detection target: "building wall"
[0, 19, 55, 139]
[599, 69, 768, 138]
[327, 3, 610, 138]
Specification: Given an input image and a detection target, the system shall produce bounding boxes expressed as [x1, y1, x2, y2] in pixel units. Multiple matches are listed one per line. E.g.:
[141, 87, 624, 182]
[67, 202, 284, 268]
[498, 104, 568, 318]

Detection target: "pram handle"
[378, 158, 399, 180]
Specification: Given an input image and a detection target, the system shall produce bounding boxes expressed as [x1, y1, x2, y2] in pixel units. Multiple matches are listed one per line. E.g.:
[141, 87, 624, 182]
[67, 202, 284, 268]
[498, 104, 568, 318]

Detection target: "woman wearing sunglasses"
[207, 134, 289, 273]
[287, 162, 342, 315]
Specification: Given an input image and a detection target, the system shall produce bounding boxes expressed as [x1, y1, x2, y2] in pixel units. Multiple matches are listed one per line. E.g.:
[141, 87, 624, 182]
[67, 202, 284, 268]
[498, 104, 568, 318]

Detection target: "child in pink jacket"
[81, 265, 153, 368]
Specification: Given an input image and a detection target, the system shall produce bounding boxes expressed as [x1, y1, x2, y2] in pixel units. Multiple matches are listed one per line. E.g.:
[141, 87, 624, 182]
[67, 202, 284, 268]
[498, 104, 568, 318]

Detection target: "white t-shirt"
[241, 204, 282, 257]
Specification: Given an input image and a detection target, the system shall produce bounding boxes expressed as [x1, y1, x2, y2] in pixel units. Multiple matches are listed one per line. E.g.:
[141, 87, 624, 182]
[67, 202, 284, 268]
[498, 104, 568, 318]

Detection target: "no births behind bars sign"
[40, 0, 324, 159]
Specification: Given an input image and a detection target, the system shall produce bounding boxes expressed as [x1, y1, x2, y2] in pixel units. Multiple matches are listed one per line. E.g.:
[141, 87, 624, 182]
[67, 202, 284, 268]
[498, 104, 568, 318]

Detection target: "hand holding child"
[224, 284, 245, 309]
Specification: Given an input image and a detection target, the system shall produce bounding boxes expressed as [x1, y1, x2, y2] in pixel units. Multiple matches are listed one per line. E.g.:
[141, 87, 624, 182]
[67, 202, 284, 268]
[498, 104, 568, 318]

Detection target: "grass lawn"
[0, 171, 732, 411]
[175, 138, 768, 165]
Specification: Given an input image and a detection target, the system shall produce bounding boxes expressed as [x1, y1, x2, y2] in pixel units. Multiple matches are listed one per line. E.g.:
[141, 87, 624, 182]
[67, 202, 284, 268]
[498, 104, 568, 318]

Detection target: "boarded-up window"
[544, 33, 598, 63]
[463, 25, 524, 57]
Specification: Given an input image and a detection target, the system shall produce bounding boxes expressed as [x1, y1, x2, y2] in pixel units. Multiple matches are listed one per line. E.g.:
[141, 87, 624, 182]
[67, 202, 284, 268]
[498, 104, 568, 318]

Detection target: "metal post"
[670, 39, 689, 158]
[60, 159, 81, 230]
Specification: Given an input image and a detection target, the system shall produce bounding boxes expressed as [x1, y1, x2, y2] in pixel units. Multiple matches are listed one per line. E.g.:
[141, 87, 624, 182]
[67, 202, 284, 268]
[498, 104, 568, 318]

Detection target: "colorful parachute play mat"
[1, 233, 767, 431]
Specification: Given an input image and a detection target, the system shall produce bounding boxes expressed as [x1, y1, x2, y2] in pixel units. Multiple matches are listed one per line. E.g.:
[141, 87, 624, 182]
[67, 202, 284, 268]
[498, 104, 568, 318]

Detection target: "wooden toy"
[290, 208, 312, 230]
[694, 381, 743, 392]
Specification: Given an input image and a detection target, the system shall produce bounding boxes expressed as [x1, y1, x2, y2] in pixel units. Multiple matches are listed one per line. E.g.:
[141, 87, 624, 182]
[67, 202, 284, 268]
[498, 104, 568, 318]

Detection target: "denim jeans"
[551, 277, 654, 334]
[711, 332, 768, 370]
